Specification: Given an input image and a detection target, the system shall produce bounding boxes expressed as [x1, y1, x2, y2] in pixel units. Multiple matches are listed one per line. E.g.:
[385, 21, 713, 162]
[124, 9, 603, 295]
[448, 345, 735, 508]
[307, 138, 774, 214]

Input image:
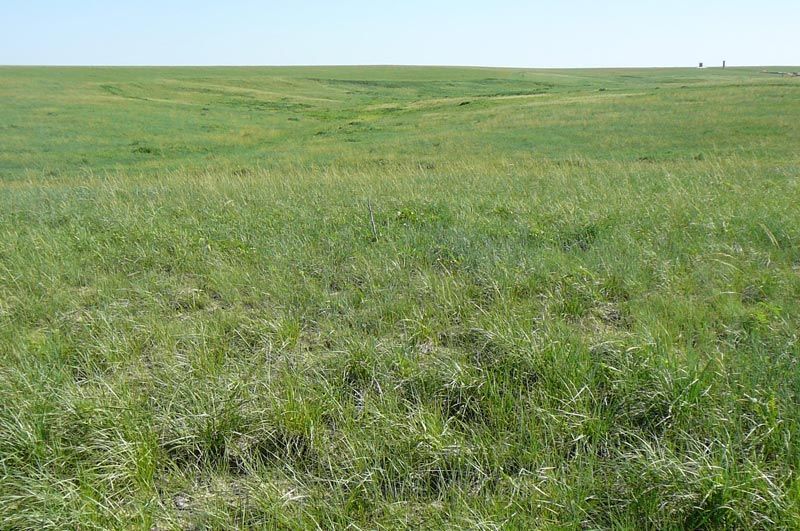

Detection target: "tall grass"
[1, 67, 799, 528]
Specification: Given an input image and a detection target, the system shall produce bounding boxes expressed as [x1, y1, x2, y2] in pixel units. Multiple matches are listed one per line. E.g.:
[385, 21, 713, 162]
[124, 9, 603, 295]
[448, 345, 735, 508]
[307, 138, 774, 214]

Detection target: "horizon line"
[1, 63, 795, 70]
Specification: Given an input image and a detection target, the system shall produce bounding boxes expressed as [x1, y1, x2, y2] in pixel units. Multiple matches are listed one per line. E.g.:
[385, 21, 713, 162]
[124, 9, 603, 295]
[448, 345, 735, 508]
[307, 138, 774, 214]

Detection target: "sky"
[1, 1, 798, 67]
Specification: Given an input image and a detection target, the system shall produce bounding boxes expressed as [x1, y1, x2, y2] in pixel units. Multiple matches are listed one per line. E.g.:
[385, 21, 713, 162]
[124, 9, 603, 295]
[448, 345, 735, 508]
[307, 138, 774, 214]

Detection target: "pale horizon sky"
[1, 1, 798, 68]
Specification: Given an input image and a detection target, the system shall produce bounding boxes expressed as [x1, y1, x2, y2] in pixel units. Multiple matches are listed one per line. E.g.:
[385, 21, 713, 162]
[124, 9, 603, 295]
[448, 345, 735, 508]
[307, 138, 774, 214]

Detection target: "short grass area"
[1, 66, 799, 529]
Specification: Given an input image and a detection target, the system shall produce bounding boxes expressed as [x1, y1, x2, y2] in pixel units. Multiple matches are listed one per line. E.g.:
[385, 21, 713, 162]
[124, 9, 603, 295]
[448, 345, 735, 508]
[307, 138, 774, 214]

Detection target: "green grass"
[1, 66, 799, 529]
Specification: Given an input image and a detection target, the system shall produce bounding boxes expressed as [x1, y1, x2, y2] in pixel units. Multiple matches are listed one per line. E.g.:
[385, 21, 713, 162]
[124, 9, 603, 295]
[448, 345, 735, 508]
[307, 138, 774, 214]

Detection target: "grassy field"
[1, 66, 799, 529]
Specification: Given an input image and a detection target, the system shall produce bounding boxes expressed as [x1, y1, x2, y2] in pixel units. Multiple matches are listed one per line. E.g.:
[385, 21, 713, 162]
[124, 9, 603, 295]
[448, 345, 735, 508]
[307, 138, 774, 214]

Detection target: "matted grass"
[1, 66, 799, 529]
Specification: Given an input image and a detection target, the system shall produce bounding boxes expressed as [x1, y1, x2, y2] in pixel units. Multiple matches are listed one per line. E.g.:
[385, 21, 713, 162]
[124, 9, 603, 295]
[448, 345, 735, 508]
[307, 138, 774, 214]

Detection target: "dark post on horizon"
[723, 60, 726, 68]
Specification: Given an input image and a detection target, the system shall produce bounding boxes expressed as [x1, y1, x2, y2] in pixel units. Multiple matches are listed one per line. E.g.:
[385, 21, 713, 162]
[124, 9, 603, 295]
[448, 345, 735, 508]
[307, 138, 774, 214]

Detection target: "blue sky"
[1, 1, 798, 67]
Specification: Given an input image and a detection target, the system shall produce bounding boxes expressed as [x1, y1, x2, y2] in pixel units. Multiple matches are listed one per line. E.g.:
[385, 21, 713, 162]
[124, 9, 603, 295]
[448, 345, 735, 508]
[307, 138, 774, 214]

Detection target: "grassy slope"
[1, 67, 799, 529]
